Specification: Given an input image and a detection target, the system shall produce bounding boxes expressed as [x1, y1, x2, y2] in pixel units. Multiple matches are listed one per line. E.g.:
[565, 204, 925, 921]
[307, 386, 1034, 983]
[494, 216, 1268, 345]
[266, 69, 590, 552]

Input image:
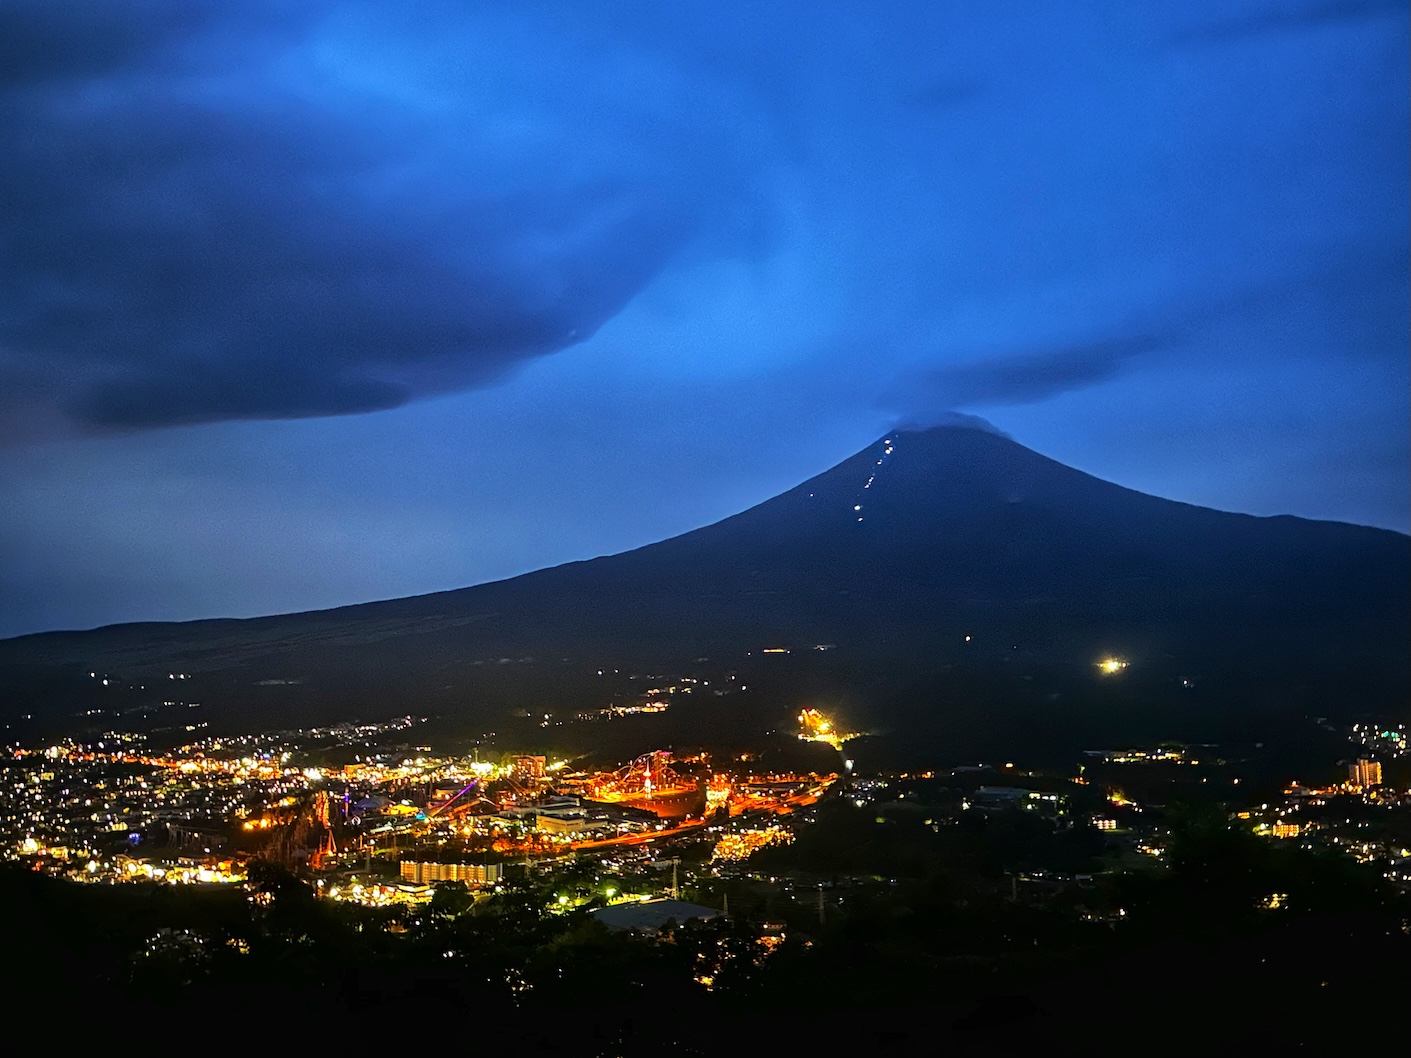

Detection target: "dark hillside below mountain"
[2, 425, 1406, 759]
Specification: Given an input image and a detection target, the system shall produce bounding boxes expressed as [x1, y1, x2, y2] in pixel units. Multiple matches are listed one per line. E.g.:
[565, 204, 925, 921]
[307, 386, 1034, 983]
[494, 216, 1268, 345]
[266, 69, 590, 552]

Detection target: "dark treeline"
[3, 803, 1406, 1052]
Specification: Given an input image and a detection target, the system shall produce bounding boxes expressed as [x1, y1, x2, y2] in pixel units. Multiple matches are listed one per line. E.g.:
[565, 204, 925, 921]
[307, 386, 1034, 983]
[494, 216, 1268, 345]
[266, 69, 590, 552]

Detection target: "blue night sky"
[0, 1, 1406, 638]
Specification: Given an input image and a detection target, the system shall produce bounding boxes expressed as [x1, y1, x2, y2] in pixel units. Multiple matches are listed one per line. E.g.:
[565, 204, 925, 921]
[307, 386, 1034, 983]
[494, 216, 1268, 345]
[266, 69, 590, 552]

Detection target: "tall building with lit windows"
[514, 755, 547, 781]
[1348, 758, 1382, 789]
[400, 861, 503, 885]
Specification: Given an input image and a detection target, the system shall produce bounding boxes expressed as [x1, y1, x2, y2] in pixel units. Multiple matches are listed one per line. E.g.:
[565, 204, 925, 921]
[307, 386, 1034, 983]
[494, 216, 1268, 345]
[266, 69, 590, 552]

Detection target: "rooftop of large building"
[590, 898, 723, 933]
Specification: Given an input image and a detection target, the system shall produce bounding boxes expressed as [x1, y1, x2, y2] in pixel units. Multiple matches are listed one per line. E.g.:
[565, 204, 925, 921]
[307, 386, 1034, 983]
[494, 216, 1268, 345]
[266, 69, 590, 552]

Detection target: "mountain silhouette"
[2, 424, 1406, 757]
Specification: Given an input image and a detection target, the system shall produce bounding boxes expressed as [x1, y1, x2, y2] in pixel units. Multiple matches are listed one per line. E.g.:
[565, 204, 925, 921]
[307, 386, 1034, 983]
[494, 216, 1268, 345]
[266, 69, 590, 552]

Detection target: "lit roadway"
[570, 817, 709, 851]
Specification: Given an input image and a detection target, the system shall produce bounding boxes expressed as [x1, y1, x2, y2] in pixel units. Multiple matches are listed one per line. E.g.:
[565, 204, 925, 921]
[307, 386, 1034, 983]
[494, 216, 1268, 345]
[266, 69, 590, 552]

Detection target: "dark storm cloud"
[1168, 0, 1405, 47]
[0, 4, 689, 432]
[884, 336, 1165, 413]
[892, 410, 1013, 438]
[0, 1, 326, 87]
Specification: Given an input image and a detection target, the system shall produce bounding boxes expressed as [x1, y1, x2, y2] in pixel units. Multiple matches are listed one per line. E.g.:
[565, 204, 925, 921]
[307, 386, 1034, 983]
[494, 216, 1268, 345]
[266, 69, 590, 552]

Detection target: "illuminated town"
[1, 708, 844, 904]
[1, 677, 1407, 1048]
[6, 698, 1407, 908]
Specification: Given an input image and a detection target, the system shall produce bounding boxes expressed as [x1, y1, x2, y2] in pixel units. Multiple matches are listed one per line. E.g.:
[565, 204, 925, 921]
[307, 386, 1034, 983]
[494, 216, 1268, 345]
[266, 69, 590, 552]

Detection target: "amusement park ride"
[310, 790, 337, 870]
[249, 712, 856, 868]
[580, 750, 706, 819]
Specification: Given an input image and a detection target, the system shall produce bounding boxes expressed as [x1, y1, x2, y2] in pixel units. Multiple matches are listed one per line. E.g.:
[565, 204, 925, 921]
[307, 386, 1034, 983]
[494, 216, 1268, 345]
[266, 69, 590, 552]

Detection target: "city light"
[797, 707, 857, 749]
[711, 826, 793, 862]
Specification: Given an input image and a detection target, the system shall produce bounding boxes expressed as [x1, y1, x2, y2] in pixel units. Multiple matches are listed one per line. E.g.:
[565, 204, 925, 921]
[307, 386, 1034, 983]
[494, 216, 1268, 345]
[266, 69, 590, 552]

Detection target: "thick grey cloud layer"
[0, 3, 689, 430]
[883, 337, 1164, 410]
[3, 1, 1405, 438]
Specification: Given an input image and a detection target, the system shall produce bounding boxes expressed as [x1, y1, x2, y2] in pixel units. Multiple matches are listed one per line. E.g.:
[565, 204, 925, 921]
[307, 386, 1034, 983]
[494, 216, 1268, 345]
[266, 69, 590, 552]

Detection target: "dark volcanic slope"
[2, 425, 1407, 741]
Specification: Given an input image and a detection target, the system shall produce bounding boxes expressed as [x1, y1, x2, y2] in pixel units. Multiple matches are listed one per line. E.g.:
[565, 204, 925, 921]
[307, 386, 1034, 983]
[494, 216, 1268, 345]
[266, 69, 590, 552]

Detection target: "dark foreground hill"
[2, 424, 1406, 761]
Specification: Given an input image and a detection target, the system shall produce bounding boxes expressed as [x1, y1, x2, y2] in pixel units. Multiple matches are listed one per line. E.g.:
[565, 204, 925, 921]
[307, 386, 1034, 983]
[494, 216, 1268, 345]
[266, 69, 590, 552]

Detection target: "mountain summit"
[3, 424, 1406, 752]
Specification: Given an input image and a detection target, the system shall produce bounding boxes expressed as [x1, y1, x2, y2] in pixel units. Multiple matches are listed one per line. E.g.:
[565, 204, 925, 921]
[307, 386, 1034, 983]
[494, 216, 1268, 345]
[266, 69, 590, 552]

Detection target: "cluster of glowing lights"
[595, 701, 670, 717]
[705, 775, 732, 808]
[797, 708, 852, 749]
[711, 826, 793, 862]
[1097, 657, 1129, 675]
[70, 859, 247, 885]
[853, 437, 897, 521]
[319, 880, 430, 906]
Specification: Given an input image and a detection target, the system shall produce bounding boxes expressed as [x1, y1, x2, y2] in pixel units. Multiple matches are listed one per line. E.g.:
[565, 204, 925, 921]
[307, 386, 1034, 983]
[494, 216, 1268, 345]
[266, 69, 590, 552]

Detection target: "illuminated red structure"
[585, 750, 705, 819]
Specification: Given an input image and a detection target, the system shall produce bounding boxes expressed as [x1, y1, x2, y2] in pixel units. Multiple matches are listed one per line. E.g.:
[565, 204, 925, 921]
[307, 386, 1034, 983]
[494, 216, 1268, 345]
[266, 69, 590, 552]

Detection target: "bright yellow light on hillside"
[1097, 658, 1129, 675]
[798, 706, 852, 748]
